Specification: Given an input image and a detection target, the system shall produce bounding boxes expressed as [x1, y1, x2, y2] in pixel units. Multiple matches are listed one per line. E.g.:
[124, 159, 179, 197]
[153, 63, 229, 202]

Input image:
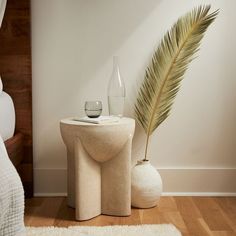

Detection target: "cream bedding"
[0, 2, 25, 234]
[0, 136, 25, 236]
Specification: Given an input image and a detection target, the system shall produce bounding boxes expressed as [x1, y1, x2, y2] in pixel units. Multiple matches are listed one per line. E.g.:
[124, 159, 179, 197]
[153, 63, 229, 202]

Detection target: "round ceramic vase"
[131, 160, 162, 208]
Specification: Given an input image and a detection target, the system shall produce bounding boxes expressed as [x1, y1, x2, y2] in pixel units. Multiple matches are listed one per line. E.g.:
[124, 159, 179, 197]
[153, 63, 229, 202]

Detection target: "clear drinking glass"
[85, 101, 102, 118]
[107, 56, 126, 117]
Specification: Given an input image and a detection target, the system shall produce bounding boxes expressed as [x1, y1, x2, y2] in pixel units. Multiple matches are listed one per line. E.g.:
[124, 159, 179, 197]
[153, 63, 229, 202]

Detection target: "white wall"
[31, 0, 236, 195]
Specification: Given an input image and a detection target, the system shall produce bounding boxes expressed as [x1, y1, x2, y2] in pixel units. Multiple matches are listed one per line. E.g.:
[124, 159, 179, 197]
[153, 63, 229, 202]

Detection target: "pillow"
[0, 76, 3, 93]
[0, 0, 7, 28]
[0, 0, 6, 93]
[0, 91, 16, 141]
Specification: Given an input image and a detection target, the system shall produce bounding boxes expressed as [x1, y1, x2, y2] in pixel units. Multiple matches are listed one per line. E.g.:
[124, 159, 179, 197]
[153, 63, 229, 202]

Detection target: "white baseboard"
[34, 193, 67, 197]
[162, 192, 236, 196]
[34, 192, 236, 197]
[34, 167, 236, 197]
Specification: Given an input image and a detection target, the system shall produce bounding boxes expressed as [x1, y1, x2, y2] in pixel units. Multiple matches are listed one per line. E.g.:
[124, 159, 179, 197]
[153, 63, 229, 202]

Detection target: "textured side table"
[60, 117, 135, 221]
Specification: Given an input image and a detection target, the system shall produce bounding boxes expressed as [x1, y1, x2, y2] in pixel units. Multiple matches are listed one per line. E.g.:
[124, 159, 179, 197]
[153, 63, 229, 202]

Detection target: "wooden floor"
[25, 197, 236, 236]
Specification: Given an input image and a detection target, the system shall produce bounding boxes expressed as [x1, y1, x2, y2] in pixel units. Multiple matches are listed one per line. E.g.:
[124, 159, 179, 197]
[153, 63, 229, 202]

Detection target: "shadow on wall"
[32, 0, 163, 167]
[65, 0, 163, 83]
[33, 0, 163, 107]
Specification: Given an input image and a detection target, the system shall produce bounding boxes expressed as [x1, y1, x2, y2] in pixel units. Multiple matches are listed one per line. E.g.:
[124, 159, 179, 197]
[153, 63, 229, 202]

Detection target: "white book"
[73, 116, 120, 124]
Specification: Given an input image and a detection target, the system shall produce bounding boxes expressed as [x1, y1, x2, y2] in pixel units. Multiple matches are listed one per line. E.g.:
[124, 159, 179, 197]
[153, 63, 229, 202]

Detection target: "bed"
[0, 0, 33, 198]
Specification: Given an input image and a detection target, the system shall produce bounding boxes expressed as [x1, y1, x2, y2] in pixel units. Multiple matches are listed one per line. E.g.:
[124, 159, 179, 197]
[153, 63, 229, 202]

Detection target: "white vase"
[131, 160, 162, 208]
[107, 56, 126, 117]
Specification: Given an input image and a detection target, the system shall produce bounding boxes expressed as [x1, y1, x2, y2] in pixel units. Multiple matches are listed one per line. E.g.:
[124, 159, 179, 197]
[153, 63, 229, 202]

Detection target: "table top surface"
[60, 117, 135, 126]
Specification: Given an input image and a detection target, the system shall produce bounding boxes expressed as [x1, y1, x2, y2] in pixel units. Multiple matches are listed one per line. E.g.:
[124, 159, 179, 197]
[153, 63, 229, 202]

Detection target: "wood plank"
[158, 196, 178, 212]
[54, 198, 78, 227]
[213, 197, 236, 232]
[25, 197, 63, 226]
[24, 198, 44, 226]
[159, 211, 188, 235]
[140, 206, 161, 224]
[25, 196, 236, 236]
[192, 197, 233, 232]
[175, 197, 213, 236]
[118, 208, 141, 225]
[4, 133, 24, 167]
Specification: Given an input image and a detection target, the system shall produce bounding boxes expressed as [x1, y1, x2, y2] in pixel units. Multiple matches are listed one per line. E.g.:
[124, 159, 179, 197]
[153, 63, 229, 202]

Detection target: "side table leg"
[67, 150, 75, 208]
[101, 138, 132, 216]
[74, 137, 101, 221]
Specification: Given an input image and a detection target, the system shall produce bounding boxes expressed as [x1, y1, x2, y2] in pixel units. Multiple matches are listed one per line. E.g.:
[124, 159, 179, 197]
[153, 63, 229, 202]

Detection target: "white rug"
[26, 224, 181, 236]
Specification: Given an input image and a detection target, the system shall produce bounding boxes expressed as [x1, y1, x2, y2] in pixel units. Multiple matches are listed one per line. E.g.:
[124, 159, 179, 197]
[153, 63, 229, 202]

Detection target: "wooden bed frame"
[0, 0, 33, 198]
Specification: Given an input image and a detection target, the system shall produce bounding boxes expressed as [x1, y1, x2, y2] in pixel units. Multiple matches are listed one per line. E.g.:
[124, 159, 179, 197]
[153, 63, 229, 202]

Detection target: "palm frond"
[134, 5, 219, 160]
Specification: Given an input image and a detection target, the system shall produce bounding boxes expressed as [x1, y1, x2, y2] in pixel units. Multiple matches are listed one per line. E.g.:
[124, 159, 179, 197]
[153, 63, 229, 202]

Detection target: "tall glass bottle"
[108, 56, 126, 117]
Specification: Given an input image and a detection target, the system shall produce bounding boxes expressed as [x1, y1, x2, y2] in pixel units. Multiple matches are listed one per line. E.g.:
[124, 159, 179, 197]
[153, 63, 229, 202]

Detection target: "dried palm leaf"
[135, 5, 219, 160]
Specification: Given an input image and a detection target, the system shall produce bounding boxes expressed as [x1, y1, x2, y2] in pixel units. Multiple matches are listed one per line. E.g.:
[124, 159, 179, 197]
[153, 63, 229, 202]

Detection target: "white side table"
[60, 117, 135, 221]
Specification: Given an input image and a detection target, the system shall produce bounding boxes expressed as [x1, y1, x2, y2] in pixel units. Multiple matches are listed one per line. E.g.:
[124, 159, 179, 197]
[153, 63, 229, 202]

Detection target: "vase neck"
[112, 56, 121, 77]
[113, 56, 119, 69]
[109, 56, 125, 92]
[137, 160, 150, 165]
